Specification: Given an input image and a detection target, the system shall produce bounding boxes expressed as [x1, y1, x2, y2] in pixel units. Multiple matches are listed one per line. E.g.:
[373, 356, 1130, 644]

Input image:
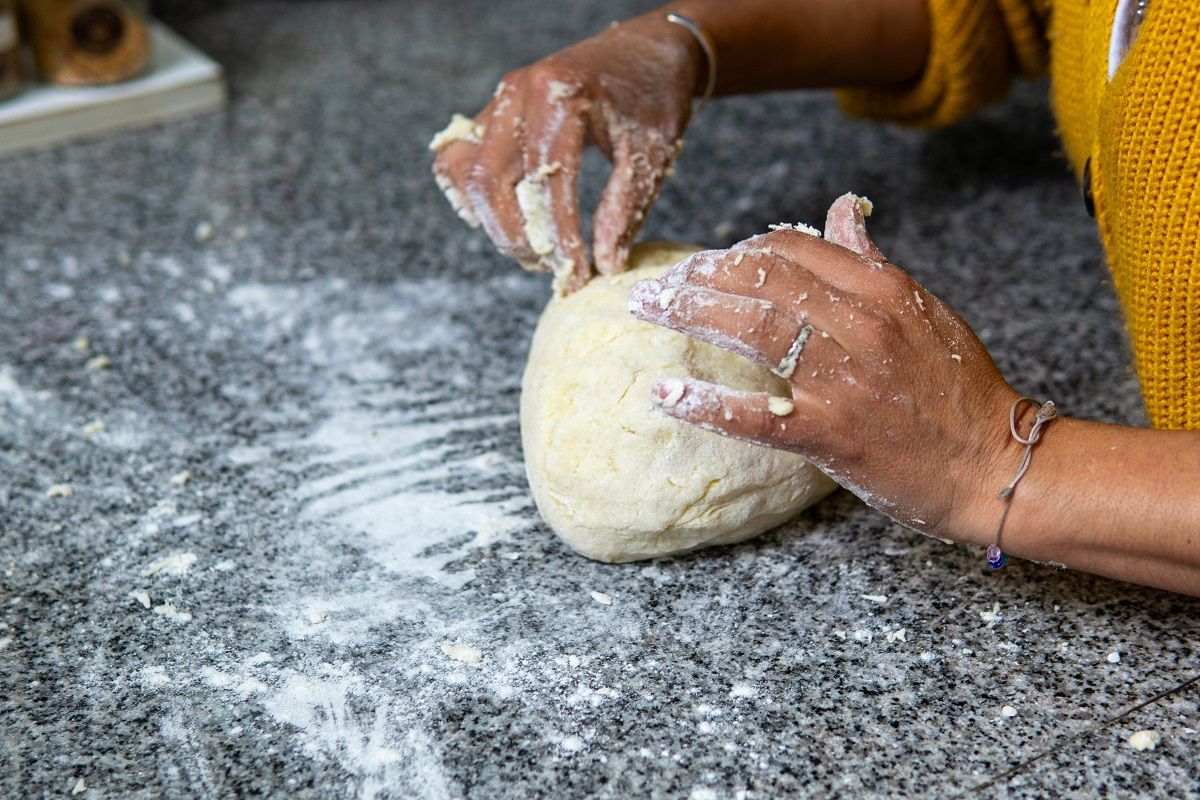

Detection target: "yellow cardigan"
[838, 0, 1200, 430]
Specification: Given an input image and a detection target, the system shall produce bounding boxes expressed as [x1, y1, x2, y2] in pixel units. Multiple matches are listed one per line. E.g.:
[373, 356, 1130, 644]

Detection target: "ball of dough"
[520, 242, 837, 563]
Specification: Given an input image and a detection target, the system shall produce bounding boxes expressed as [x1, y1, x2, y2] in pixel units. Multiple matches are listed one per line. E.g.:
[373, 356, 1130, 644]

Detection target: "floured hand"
[431, 17, 699, 293]
[629, 193, 1021, 541]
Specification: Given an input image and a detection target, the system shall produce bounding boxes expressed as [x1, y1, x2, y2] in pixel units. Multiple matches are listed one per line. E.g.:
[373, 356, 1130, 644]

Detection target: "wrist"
[950, 394, 1076, 558]
[617, 11, 707, 98]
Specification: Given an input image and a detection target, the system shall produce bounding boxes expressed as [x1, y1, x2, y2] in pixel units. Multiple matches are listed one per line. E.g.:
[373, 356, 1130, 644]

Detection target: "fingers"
[431, 127, 484, 229]
[629, 281, 853, 381]
[648, 377, 827, 454]
[459, 102, 539, 265]
[592, 131, 680, 275]
[653, 246, 846, 319]
[823, 193, 885, 262]
[520, 98, 591, 293]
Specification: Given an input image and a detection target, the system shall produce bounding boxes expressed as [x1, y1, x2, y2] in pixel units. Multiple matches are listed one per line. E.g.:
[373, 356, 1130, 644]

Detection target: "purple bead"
[987, 545, 1007, 570]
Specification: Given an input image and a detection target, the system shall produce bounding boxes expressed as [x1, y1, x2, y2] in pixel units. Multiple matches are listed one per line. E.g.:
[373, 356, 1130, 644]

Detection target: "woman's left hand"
[628, 193, 1021, 542]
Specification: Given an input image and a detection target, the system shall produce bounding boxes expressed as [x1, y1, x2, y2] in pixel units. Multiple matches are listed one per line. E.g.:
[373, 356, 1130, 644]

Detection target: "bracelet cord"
[988, 397, 1057, 569]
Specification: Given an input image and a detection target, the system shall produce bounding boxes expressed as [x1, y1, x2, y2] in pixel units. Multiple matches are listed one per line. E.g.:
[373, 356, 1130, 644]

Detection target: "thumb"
[823, 193, 886, 262]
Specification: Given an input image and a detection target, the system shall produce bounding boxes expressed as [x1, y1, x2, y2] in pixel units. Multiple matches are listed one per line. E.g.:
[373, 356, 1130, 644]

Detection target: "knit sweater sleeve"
[836, 0, 1049, 128]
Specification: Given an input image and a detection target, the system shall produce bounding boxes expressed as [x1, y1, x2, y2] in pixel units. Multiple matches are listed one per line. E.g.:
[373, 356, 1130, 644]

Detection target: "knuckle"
[861, 309, 900, 344]
[878, 266, 915, 300]
[527, 61, 580, 96]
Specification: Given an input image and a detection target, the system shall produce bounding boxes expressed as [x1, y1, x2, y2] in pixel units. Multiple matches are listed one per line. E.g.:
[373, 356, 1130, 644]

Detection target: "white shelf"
[0, 22, 225, 158]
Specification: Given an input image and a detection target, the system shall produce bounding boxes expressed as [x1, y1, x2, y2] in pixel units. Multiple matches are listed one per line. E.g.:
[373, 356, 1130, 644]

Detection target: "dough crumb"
[152, 603, 193, 623]
[308, 611, 328, 625]
[980, 602, 1002, 626]
[1001, 705, 1017, 718]
[1128, 730, 1160, 750]
[144, 552, 198, 577]
[194, 221, 215, 242]
[1107, 651, 1121, 663]
[170, 470, 191, 486]
[768, 222, 821, 237]
[441, 642, 484, 664]
[589, 590, 613, 605]
[72, 336, 90, 352]
[86, 355, 111, 371]
[657, 287, 678, 309]
[733, 251, 745, 267]
[429, 113, 484, 151]
[860, 594, 888, 604]
[913, 291, 926, 311]
[767, 397, 794, 417]
[515, 168, 576, 289]
[72, 778, 86, 795]
[951, 354, 962, 364]
[129, 590, 151, 609]
[82, 420, 106, 437]
[856, 195, 874, 216]
[886, 628, 907, 643]
[47, 483, 73, 498]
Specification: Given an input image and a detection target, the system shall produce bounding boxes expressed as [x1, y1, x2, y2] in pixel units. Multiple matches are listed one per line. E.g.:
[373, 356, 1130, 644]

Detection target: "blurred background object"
[22, 0, 150, 85]
[0, 0, 19, 99]
[0, 10, 222, 158]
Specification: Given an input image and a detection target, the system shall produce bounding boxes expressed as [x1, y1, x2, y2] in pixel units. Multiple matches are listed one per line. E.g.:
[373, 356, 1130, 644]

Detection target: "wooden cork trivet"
[23, 0, 149, 86]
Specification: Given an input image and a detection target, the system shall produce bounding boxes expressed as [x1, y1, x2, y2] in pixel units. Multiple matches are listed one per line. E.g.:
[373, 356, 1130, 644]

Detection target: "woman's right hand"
[431, 16, 701, 292]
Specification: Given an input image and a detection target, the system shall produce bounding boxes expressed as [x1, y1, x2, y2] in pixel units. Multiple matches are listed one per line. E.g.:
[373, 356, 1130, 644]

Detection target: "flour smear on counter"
[202, 274, 545, 796]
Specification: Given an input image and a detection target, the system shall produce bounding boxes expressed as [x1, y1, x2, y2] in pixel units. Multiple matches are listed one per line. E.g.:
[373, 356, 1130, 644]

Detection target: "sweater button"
[1082, 157, 1095, 217]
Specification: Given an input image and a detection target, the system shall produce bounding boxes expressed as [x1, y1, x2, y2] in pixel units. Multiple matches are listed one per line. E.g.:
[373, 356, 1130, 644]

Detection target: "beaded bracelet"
[988, 396, 1058, 569]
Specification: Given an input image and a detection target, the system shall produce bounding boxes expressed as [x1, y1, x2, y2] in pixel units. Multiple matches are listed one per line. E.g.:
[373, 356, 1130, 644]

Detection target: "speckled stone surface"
[1, 1, 1198, 798]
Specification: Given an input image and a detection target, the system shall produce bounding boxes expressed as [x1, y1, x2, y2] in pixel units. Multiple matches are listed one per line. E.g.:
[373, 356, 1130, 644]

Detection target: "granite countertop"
[2, 1, 1197, 797]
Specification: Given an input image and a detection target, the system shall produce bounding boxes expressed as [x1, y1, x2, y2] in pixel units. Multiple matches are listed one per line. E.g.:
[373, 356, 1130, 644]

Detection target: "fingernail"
[627, 279, 663, 316]
[650, 378, 686, 408]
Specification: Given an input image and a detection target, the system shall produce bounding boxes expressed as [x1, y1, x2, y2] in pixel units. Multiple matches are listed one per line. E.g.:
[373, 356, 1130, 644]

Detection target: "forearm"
[623, 0, 930, 96]
[967, 417, 1200, 596]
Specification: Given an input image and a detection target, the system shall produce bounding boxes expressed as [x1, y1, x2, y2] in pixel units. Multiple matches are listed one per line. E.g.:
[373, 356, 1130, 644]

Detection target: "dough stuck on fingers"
[520, 242, 836, 563]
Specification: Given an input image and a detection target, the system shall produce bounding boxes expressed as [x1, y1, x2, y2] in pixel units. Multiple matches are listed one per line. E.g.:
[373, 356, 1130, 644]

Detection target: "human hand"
[430, 17, 698, 292]
[628, 194, 1021, 541]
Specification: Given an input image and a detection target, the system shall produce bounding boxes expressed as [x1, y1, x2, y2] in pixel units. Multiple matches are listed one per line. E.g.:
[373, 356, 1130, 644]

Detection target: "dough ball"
[520, 242, 837, 563]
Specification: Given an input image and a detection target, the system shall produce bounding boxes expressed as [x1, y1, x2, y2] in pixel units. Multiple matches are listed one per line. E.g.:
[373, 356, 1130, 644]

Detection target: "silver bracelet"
[666, 12, 717, 117]
[988, 396, 1058, 569]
